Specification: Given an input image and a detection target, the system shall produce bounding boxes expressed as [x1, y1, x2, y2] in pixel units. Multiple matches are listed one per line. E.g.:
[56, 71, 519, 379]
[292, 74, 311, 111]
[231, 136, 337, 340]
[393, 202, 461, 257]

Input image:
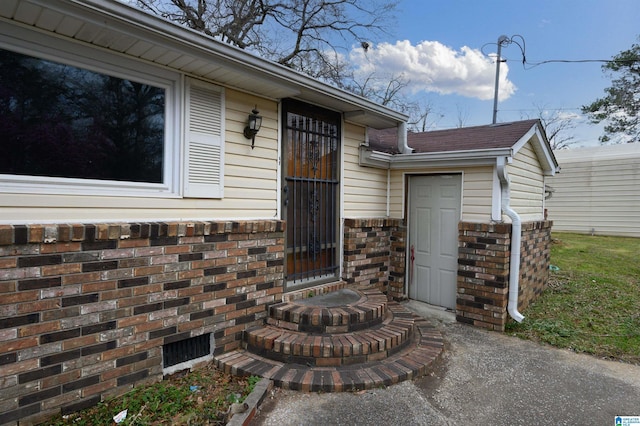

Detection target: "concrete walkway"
[252, 301, 640, 426]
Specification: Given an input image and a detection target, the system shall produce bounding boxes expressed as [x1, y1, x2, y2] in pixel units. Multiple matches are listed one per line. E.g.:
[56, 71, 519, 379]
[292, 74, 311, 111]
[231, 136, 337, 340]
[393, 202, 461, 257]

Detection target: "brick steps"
[214, 320, 443, 392]
[268, 288, 388, 333]
[213, 288, 445, 391]
[245, 310, 414, 366]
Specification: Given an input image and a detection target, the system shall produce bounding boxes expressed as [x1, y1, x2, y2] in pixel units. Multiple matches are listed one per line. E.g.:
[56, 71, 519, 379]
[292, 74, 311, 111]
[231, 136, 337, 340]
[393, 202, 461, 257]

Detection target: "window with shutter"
[183, 78, 225, 198]
[0, 34, 226, 200]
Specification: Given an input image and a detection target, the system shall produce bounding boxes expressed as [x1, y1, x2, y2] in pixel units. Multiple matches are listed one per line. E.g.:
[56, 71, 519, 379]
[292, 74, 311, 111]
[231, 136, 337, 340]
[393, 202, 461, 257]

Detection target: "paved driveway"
[252, 301, 640, 426]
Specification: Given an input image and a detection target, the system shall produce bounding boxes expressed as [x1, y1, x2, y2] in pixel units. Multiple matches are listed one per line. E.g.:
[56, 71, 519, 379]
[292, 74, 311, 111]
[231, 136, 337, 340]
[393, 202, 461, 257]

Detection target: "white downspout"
[496, 157, 525, 323]
[397, 122, 412, 154]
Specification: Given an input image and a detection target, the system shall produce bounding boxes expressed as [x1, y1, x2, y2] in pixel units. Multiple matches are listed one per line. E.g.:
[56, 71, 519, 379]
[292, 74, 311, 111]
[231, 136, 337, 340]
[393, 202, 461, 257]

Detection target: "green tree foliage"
[582, 41, 640, 144]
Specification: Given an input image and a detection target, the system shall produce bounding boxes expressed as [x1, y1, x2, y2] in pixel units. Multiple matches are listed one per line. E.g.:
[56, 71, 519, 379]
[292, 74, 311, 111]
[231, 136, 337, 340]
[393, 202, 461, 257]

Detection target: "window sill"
[0, 175, 180, 199]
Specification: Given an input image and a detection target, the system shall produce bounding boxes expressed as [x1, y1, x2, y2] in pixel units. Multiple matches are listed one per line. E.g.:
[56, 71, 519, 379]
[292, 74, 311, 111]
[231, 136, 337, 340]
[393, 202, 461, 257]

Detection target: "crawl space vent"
[163, 334, 211, 368]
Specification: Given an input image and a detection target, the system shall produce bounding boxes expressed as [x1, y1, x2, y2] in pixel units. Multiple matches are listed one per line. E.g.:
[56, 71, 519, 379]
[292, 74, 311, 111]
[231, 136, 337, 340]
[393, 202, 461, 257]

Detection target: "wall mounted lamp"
[243, 107, 262, 149]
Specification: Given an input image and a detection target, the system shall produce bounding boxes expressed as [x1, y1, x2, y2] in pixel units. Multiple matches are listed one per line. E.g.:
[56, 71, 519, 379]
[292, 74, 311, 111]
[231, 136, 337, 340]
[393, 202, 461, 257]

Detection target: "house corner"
[456, 220, 553, 331]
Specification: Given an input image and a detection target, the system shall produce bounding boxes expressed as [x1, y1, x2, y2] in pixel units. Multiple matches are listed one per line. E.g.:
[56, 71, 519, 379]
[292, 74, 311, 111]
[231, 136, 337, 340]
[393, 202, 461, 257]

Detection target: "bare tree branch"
[136, 0, 398, 71]
[455, 104, 469, 128]
[407, 104, 432, 133]
[136, 0, 419, 122]
[524, 103, 579, 150]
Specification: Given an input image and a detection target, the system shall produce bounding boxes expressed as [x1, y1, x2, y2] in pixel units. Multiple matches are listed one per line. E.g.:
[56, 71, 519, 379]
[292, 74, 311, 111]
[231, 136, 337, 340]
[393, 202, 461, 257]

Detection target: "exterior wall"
[0, 220, 284, 425]
[518, 221, 552, 311]
[389, 166, 495, 222]
[389, 223, 408, 300]
[0, 89, 280, 224]
[388, 170, 405, 218]
[343, 124, 389, 217]
[461, 167, 497, 222]
[456, 220, 552, 331]
[508, 142, 545, 222]
[342, 218, 406, 299]
[546, 144, 640, 237]
[457, 222, 511, 330]
[222, 91, 280, 217]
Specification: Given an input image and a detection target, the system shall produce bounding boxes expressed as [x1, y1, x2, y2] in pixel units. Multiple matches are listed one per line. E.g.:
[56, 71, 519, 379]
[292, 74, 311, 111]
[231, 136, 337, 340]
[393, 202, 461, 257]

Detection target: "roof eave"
[359, 146, 514, 169]
[512, 122, 560, 175]
[16, 0, 407, 129]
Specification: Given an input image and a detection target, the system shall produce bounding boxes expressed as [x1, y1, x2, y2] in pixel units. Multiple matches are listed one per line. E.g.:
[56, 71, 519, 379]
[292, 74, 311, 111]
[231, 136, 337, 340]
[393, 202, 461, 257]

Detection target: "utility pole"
[492, 35, 509, 124]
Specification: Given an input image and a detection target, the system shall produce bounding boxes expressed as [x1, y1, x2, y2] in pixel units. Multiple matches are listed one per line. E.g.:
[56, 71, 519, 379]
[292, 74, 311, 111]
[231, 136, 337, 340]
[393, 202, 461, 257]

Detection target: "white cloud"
[350, 40, 516, 101]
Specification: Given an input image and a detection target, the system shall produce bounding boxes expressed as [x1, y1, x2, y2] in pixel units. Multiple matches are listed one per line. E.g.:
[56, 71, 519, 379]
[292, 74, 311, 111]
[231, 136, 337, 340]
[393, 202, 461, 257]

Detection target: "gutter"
[359, 146, 513, 169]
[496, 157, 525, 323]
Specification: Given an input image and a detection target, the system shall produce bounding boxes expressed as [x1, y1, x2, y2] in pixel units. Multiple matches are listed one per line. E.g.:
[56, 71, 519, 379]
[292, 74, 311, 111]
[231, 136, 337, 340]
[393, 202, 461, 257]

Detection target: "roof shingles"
[369, 119, 542, 154]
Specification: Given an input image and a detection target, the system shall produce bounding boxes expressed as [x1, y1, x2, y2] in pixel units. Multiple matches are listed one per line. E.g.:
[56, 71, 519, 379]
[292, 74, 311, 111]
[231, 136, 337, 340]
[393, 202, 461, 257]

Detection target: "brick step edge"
[244, 315, 415, 366]
[268, 293, 388, 332]
[266, 314, 384, 334]
[215, 320, 444, 392]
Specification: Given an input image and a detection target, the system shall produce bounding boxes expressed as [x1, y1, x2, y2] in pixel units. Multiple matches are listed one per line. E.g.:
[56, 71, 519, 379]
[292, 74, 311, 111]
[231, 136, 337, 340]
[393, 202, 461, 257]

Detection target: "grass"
[44, 364, 260, 426]
[506, 232, 640, 364]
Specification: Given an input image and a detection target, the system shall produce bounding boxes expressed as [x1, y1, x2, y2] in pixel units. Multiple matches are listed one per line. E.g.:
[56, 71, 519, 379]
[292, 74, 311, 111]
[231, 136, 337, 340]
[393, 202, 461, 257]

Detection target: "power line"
[482, 34, 640, 70]
[499, 107, 582, 112]
[523, 58, 637, 69]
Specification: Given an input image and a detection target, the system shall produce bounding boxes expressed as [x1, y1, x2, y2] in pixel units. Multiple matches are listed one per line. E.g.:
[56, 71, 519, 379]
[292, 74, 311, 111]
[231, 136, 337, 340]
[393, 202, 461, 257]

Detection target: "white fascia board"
[388, 148, 513, 169]
[40, 0, 407, 127]
[359, 146, 514, 169]
[534, 127, 561, 176]
[512, 123, 559, 176]
[511, 124, 537, 154]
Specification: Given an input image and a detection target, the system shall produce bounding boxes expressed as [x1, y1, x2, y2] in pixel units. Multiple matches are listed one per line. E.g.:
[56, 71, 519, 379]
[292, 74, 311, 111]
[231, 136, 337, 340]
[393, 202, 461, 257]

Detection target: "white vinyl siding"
[508, 142, 545, 222]
[461, 167, 496, 222]
[389, 170, 405, 219]
[546, 144, 640, 237]
[389, 166, 494, 222]
[224, 92, 278, 215]
[343, 124, 389, 217]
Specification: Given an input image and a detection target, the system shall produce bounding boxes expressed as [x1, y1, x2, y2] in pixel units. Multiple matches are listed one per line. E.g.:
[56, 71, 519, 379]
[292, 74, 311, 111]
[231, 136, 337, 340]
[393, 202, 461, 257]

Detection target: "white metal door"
[408, 174, 461, 309]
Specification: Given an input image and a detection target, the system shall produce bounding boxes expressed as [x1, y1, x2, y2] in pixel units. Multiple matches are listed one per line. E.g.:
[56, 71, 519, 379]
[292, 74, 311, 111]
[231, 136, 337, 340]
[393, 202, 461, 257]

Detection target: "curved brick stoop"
[214, 288, 444, 391]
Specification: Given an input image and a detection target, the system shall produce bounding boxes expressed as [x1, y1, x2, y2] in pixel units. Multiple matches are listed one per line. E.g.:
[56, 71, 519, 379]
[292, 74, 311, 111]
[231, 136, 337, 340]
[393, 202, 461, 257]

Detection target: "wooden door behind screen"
[282, 100, 340, 289]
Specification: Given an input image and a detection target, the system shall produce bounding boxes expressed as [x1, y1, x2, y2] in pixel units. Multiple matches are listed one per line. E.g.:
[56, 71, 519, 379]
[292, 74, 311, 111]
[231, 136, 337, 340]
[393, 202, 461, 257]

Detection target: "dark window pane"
[0, 48, 165, 183]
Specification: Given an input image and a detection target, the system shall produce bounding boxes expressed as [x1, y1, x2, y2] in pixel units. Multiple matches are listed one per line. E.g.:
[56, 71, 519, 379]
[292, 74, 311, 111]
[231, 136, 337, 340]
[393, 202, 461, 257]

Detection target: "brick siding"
[457, 221, 553, 331]
[342, 218, 406, 299]
[0, 215, 552, 423]
[518, 221, 553, 311]
[0, 220, 284, 425]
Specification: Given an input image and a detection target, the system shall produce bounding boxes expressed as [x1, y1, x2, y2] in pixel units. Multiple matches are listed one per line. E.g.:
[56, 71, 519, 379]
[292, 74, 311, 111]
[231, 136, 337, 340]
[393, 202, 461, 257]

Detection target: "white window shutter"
[183, 78, 224, 198]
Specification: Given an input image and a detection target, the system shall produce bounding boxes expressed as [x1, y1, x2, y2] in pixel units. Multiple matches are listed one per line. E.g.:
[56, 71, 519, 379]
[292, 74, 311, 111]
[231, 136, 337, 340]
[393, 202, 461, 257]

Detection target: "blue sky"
[350, 0, 640, 147]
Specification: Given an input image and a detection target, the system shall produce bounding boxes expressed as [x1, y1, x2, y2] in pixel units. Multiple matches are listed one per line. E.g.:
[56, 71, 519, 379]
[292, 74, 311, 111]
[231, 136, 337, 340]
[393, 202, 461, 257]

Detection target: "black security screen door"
[282, 100, 340, 288]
